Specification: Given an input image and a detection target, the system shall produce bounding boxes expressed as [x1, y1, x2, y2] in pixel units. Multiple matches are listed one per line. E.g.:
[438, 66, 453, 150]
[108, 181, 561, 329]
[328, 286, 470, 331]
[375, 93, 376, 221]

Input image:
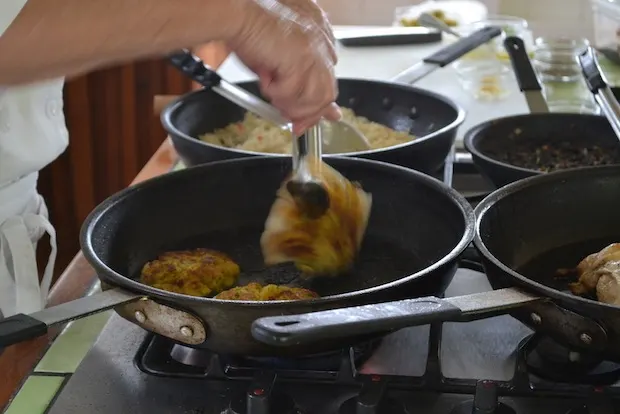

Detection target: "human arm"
[0, 0, 244, 85]
[0, 0, 340, 132]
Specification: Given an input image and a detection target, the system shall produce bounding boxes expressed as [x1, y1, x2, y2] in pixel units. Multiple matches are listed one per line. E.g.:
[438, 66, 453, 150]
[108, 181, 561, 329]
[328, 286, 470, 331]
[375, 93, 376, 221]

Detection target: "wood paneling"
[38, 57, 193, 281]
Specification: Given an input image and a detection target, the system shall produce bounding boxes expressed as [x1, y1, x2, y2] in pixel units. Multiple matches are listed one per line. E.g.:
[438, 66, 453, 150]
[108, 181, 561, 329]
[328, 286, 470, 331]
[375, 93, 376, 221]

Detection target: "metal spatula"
[168, 50, 371, 154]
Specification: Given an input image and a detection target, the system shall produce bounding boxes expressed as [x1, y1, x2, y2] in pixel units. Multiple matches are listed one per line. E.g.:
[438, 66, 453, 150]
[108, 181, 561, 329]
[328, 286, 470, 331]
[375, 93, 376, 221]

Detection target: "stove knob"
[473, 380, 498, 414]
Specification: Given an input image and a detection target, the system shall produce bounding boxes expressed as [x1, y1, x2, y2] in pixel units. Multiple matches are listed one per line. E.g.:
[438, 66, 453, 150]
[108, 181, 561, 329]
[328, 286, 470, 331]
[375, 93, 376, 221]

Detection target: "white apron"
[0, 1, 70, 318]
[0, 80, 69, 318]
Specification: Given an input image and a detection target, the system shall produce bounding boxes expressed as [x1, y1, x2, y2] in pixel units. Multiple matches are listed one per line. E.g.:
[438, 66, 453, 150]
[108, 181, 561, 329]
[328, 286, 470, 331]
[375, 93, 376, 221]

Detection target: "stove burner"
[520, 335, 620, 385]
[227, 372, 297, 414]
[448, 380, 515, 414]
[137, 334, 379, 381]
[170, 338, 380, 373]
[338, 376, 409, 414]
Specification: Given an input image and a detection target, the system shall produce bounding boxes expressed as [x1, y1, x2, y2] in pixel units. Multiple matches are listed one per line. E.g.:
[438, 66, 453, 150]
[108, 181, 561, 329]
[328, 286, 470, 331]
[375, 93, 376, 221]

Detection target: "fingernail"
[333, 104, 343, 120]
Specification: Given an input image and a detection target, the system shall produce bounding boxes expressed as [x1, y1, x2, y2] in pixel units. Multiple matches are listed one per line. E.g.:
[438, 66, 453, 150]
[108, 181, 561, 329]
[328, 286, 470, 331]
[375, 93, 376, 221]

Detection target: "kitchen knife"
[392, 26, 502, 84]
[503, 36, 549, 114]
[336, 26, 442, 47]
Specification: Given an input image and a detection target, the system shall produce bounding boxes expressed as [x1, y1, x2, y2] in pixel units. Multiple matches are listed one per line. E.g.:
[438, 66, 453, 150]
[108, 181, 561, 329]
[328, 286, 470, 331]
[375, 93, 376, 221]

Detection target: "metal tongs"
[287, 126, 330, 218]
[167, 50, 370, 154]
[168, 50, 330, 217]
[578, 46, 620, 140]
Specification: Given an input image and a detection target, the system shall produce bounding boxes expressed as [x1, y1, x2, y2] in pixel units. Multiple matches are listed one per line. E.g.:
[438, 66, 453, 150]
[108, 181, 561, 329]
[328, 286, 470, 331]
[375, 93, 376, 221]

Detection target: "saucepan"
[252, 164, 620, 362]
[463, 37, 620, 188]
[0, 156, 474, 356]
[163, 26, 503, 174]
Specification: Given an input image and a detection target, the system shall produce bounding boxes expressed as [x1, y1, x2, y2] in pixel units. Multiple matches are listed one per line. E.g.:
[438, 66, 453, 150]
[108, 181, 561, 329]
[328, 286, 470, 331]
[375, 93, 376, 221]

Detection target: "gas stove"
[45, 155, 620, 414]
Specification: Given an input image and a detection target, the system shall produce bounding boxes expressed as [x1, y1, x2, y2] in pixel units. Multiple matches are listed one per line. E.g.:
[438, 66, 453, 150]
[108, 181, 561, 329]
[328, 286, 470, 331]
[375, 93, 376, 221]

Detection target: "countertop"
[2, 26, 620, 414]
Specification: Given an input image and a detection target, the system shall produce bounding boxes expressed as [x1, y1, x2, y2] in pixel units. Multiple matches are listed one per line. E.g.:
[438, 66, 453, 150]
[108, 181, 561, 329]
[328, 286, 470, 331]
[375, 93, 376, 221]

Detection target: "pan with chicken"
[556, 243, 620, 306]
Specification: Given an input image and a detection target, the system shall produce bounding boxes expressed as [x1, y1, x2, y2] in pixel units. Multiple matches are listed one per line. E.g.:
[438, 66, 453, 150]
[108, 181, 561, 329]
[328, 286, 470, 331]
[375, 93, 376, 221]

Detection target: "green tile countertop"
[5, 56, 620, 414]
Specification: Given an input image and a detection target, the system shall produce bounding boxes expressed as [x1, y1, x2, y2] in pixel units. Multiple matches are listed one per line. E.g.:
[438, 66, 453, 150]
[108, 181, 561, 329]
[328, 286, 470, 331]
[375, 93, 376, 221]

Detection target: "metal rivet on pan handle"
[115, 299, 207, 345]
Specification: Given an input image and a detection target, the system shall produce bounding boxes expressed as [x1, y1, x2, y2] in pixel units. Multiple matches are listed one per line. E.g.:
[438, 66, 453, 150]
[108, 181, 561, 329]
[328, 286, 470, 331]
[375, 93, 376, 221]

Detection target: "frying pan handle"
[168, 50, 223, 88]
[391, 26, 502, 84]
[0, 288, 142, 348]
[578, 47, 620, 139]
[251, 288, 539, 346]
[503, 36, 541, 93]
[423, 26, 502, 67]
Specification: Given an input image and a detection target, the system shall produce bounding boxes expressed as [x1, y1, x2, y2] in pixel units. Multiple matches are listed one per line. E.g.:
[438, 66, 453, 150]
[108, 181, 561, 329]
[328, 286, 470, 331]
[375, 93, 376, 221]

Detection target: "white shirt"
[0, 0, 68, 317]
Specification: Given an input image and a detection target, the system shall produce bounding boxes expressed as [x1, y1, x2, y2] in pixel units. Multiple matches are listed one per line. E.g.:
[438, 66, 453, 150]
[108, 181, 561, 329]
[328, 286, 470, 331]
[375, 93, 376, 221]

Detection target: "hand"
[228, 0, 341, 136]
[277, 0, 336, 52]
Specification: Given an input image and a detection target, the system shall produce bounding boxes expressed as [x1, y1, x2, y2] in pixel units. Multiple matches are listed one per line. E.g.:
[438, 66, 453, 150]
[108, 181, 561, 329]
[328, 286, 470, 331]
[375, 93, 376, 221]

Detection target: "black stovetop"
[44, 155, 620, 414]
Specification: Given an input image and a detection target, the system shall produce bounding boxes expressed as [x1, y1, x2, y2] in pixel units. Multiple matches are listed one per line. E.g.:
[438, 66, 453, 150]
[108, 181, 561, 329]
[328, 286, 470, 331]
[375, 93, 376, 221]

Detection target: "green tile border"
[35, 311, 112, 374]
[3, 375, 67, 414]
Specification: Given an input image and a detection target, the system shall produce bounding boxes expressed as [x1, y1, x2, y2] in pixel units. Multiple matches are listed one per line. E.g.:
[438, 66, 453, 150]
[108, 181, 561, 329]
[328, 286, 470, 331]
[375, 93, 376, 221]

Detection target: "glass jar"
[541, 82, 600, 114]
[532, 37, 590, 83]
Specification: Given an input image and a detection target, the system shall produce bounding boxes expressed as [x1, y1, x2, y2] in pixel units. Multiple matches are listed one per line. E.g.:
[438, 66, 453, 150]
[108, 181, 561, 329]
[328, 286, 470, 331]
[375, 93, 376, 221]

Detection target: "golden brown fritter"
[261, 158, 372, 276]
[215, 282, 319, 301]
[558, 243, 620, 306]
[140, 248, 240, 297]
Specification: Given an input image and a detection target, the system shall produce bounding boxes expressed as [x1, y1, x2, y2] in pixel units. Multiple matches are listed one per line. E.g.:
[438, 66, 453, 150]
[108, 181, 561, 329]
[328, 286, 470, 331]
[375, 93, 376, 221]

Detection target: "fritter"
[215, 282, 319, 301]
[140, 248, 240, 297]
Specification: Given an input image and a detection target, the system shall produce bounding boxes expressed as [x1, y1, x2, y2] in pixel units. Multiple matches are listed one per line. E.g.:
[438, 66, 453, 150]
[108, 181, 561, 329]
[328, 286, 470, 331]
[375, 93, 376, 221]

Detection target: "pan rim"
[161, 78, 466, 158]
[463, 112, 611, 177]
[81, 156, 475, 307]
[473, 164, 620, 312]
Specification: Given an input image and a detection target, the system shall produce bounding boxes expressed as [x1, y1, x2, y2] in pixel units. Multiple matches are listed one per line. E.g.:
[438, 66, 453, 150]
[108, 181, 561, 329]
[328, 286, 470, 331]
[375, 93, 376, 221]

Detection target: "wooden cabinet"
[38, 58, 193, 281]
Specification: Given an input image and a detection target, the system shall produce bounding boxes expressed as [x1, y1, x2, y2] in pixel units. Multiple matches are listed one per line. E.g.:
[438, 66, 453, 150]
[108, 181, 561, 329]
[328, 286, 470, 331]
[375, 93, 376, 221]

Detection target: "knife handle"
[168, 50, 222, 88]
[503, 36, 541, 92]
[423, 26, 502, 66]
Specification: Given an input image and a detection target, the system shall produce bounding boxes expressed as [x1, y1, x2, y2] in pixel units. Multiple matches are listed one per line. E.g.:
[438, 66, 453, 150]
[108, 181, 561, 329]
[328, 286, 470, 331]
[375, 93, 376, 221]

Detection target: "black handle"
[168, 49, 223, 88]
[251, 297, 462, 346]
[423, 26, 503, 67]
[579, 46, 609, 94]
[503, 36, 541, 92]
[0, 314, 48, 348]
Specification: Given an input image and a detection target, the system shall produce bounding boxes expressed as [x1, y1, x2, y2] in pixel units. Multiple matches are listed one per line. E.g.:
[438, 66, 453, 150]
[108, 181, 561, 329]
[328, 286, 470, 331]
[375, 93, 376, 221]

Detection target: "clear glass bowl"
[453, 59, 515, 101]
[545, 100, 600, 114]
[532, 37, 590, 83]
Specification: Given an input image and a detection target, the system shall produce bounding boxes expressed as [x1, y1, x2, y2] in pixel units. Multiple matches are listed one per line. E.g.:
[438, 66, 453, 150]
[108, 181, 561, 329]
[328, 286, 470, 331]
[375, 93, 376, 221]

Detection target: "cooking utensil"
[417, 12, 463, 38]
[0, 157, 474, 356]
[285, 126, 330, 218]
[163, 26, 502, 174]
[336, 26, 442, 47]
[168, 50, 371, 154]
[504, 37, 549, 113]
[463, 37, 620, 188]
[252, 165, 620, 362]
[390, 26, 501, 84]
[579, 46, 620, 139]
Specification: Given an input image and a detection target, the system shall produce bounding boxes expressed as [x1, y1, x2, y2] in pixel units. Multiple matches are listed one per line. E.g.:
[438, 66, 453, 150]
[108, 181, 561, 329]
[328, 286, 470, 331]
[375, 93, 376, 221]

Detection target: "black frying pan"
[162, 27, 503, 174]
[463, 37, 620, 188]
[0, 157, 473, 356]
[253, 165, 620, 362]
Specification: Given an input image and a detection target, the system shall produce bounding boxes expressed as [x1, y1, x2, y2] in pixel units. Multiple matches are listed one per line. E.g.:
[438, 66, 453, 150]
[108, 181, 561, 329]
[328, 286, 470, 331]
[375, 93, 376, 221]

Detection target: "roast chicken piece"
[563, 243, 620, 305]
[260, 160, 372, 277]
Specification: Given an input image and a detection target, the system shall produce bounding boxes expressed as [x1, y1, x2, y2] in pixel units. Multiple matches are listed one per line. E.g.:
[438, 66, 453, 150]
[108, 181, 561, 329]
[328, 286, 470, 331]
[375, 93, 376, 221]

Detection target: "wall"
[38, 58, 193, 282]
